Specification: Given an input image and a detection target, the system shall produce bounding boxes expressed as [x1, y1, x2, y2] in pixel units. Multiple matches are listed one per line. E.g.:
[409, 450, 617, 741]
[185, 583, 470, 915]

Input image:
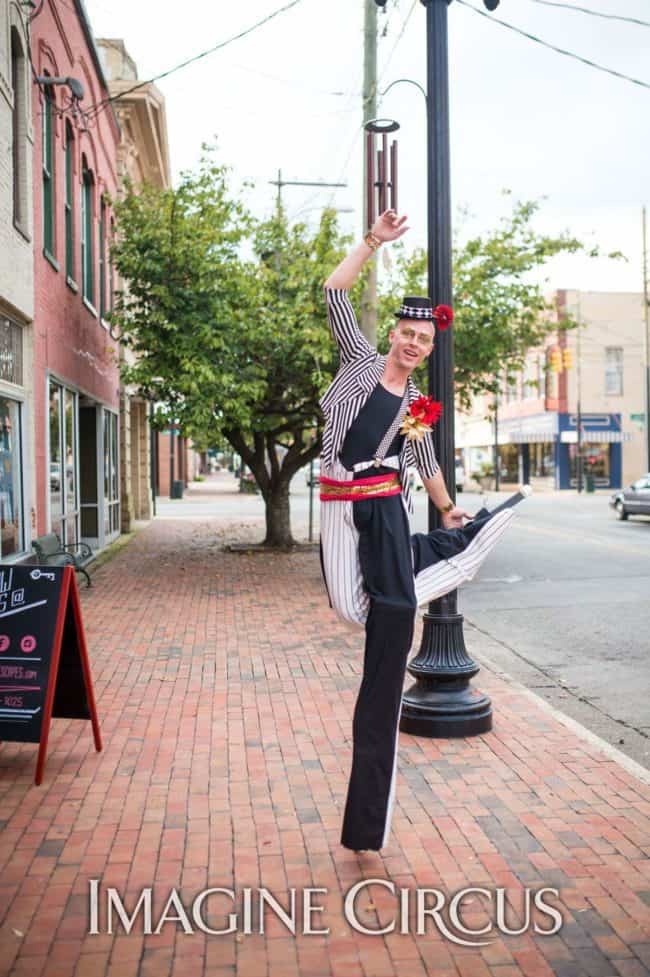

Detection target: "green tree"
[109, 151, 361, 547]
[378, 196, 620, 408]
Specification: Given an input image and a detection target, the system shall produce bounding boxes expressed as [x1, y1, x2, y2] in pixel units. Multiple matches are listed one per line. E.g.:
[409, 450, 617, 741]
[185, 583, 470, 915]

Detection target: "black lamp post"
[373, 0, 501, 736]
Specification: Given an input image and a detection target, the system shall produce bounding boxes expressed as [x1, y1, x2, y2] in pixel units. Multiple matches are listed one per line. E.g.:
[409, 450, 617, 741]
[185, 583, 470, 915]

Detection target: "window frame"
[99, 197, 106, 319]
[64, 120, 75, 284]
[10, 27, 28, 237]
[42, 77, 56, 262]
[81, 157, 95, 308]
[604, 346, 623, 397]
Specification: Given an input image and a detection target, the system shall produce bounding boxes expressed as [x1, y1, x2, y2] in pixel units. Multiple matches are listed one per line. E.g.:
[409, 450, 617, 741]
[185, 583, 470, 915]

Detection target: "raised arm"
[323, 210, 409, 364]
[324, 210, 409, 289]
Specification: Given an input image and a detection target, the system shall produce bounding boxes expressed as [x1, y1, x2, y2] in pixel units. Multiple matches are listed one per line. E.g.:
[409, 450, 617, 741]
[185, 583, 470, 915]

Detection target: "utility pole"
[268, 170, 347, 298]
[269, 171, 347, 212]
[576, 293, 583, 493]
[493, 391, 500, 491]
[643, 207, 650, 472]
[361, 0, 378, 345]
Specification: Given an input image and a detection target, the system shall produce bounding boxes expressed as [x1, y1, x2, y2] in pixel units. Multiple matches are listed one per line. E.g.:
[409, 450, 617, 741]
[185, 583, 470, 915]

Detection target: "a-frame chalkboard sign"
[0, 564, 101, 784]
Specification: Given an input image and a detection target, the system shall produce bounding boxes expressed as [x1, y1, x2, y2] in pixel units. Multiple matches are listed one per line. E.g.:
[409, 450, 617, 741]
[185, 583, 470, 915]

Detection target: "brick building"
[0, 0, 33, 561]
[457, 289, 645, 491]
[31, 0, 121, 550]
[95, 37, 173, 523]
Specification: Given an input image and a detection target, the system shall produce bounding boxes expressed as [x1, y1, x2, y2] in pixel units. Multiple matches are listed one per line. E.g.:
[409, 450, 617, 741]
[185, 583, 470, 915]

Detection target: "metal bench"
[31, 533, 93, 588]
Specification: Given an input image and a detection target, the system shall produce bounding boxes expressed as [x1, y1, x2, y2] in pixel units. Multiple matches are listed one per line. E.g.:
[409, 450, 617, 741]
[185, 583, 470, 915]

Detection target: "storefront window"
[103, 410, 119, 535]
[530, 442, 554, 477]
[49, 380, 79, 544]
[49, 382, 62, 536]
[569, 443, 611, 484]
[0, 398, 24, 557]
[63, 389, 78, 545]
[497, 444, 519, 482]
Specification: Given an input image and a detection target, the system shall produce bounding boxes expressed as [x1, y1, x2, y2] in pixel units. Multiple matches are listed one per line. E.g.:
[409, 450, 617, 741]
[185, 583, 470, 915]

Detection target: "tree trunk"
[264, 479, 295, 548]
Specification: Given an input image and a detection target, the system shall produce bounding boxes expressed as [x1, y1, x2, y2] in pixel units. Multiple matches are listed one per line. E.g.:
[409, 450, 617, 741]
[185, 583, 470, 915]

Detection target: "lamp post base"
[399, 609, 493, 737]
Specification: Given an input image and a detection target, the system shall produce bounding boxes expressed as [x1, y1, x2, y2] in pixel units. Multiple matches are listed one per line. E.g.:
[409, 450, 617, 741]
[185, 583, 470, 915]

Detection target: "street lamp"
[373, 0, 503, 737]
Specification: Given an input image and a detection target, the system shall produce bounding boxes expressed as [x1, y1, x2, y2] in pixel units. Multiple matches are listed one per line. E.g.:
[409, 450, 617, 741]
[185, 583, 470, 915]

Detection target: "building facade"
[31, 0, 121, 551]
[0, 0, 34, 562]
[457, 289, 646, 491]
[96, 37, 172, 526]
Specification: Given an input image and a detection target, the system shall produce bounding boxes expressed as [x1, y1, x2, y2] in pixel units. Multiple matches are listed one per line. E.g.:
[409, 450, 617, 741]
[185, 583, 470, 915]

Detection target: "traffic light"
[562, 348, 573, 370]
[549, 348, 562, 373]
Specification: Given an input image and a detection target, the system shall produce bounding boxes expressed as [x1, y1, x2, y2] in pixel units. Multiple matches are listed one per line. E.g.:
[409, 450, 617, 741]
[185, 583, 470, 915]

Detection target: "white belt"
[351, 455, 400, 473]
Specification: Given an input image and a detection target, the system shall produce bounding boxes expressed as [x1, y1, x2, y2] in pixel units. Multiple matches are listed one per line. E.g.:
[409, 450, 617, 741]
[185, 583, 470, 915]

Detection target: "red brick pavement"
[1, 516, 650, 977]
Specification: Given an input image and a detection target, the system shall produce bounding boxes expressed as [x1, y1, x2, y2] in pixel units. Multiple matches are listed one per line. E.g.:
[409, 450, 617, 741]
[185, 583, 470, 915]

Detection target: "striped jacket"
[320, 287, 440, 514]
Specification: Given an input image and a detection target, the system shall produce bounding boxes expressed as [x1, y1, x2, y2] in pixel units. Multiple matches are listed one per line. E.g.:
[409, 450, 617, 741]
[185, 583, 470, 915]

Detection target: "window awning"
[503, 431, 554, 443]
[560, 431, 632, 443]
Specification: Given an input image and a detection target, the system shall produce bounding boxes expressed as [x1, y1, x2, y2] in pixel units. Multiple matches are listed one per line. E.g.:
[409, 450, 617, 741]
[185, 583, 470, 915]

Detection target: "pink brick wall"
[31, 2, 120, 535]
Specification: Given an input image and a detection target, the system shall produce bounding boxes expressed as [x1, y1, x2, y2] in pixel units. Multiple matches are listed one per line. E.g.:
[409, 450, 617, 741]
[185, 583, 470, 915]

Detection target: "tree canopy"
[109, 150, 363, 546]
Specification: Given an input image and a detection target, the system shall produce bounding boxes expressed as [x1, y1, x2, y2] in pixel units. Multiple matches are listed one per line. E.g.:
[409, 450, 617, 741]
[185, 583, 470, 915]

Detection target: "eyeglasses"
[398, 326, 434, 349]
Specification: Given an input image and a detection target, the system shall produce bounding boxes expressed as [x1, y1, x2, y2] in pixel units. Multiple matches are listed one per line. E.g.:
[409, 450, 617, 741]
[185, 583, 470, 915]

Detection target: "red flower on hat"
[400, 396, 443, 441]
[433, 304, 454, 330]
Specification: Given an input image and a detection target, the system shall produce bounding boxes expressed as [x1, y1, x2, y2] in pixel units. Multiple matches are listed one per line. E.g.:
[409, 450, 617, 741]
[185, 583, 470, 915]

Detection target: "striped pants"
[319, 459, 515, 851]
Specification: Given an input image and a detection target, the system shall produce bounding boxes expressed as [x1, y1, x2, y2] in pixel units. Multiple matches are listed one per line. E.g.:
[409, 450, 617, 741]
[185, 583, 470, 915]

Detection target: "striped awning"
[505, 431, 554, 444]
[560, 431, 632, 444]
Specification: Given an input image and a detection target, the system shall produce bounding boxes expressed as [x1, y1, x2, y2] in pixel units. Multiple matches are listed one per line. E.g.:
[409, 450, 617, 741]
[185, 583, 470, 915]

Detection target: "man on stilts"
[319, 209, 529, 853]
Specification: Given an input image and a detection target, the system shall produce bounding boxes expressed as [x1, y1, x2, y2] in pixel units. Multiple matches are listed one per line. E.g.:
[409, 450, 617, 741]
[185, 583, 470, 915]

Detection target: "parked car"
[305, 460, 321, 487]
[610, 474, 650, 520]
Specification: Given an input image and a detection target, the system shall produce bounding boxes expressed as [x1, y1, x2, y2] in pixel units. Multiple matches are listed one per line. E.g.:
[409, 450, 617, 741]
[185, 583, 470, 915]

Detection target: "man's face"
[388, 319, 435, 373]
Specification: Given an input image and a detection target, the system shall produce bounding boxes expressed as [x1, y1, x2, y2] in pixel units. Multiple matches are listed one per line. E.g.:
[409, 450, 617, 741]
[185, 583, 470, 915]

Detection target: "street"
[162, 472, 650, 768]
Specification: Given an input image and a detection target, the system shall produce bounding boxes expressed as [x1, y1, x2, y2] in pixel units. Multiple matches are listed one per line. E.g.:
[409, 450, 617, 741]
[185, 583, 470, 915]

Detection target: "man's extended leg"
[340, 495, 416, 851]
[340, 600, 414, 851]
[412, 490, 528, 606]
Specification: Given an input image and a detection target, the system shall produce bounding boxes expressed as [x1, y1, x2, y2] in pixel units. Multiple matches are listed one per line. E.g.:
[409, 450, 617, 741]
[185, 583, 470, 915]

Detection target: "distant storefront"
[464, 412, 630, 490]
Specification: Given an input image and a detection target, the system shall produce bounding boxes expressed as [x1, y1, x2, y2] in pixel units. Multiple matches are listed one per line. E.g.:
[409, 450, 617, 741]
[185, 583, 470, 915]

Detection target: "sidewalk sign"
[0, 565, 101, 784]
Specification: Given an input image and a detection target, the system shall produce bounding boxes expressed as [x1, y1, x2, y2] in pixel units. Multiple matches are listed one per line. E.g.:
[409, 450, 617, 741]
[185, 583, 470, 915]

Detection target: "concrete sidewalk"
[1, 509, 650, 977]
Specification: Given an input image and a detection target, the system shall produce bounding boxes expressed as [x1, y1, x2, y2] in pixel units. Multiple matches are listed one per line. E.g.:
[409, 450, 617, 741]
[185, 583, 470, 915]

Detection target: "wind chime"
[364, 119, 399, 225]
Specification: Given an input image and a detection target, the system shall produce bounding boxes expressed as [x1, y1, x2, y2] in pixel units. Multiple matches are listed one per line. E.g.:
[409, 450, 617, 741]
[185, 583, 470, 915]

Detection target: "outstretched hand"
[371, 209, 409, 243]
[441, 506, 473, 529]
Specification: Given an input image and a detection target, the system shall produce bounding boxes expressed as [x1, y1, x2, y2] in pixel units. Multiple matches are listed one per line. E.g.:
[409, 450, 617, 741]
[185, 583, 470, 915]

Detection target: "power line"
[85, 0, 308, 120]
[527, 0, 650, 29]
[457, 1, 650, 91]
[378, 0, 418, 87]
[227, 61, 355, 98]
[327, 0, 419, 212]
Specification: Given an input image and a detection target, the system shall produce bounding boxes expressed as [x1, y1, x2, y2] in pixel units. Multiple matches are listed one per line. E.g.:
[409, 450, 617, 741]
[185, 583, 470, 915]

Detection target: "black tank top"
[339, 382, 405, 470]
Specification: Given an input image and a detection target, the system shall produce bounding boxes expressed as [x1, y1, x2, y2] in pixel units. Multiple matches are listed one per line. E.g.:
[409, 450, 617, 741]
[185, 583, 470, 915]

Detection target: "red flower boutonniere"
[400, 395, 443, 442]
[433, 304, 454, 330]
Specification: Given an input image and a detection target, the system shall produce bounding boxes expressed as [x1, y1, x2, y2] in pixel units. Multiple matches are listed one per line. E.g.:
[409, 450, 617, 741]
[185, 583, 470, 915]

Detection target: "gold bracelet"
[364, 231, 381, 251]
[438, 501, 454, 514]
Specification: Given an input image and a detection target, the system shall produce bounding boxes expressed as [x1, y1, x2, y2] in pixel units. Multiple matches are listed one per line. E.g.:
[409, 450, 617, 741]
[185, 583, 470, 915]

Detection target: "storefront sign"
[0, 565, 101, 784]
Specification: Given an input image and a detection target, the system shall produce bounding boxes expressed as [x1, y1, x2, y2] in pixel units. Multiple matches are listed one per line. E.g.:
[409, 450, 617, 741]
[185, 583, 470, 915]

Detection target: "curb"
[472, 644, 650, 787]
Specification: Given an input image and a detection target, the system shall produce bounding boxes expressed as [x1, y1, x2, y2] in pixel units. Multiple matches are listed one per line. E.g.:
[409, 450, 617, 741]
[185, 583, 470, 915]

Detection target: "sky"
[84, 0, 650, 295]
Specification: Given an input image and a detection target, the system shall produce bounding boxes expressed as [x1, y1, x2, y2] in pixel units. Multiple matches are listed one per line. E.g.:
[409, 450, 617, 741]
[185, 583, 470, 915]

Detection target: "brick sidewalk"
[1, 517, 650, 977]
